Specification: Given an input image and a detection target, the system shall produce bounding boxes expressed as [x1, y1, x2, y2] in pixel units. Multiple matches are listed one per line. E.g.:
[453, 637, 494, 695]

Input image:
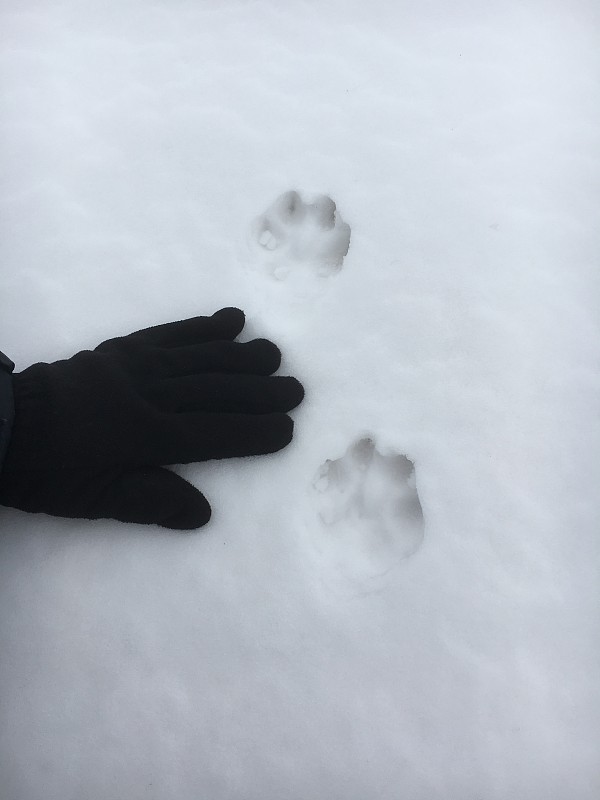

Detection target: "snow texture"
[313, 437, 424, 585]
[1, 1, 599, 798]
[252, 190, 351, 279]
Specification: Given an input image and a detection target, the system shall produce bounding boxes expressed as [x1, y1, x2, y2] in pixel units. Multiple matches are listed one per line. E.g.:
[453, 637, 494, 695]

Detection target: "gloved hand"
[0, 307, 304, 529]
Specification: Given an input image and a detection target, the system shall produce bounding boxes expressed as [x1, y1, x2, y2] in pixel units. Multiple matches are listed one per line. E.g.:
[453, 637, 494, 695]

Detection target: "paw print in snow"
[313, 438, 424, 584]
[252, 190, 351, 279]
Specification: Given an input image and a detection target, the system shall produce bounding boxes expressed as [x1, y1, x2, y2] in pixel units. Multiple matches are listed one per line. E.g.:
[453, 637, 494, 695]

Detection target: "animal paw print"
[313, 438, 424, 583]
[252, 190, 351, 279]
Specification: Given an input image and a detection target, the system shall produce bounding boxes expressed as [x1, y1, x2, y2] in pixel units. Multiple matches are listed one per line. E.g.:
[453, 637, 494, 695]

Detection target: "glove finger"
[161, 338, 282, 378]
[156, 411, 294, 464]
[125, 307, 245, 348]
[150, 374, 305, 414]
[93, 467, 212, 529]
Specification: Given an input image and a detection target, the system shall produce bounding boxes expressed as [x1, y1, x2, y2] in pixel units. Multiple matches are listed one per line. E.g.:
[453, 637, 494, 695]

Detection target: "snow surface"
[1, 0, 599, 797]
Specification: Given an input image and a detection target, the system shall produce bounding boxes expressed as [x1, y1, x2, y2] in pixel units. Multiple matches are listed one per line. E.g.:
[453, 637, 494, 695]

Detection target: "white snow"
[251, 189, 351, 277]
[1, 0, 599, 798]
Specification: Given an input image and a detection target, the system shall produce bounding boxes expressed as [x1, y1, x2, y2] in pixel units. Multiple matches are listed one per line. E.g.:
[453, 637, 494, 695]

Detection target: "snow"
[1, 0, 599, 797]
[252, 190, 351, 276]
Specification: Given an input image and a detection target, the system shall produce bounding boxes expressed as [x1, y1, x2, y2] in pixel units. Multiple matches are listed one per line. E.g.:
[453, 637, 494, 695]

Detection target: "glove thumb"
[98, 467, 212, 529]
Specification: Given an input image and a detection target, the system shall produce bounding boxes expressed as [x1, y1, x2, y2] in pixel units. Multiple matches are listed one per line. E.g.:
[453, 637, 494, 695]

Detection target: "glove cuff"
[0, 350, 15, 476]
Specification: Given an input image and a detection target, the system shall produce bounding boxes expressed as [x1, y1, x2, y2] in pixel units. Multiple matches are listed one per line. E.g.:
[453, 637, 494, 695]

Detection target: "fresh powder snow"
[1, 1, 599, 798]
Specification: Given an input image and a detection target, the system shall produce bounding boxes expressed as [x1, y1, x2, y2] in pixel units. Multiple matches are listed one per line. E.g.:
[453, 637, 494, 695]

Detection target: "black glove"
[0, 307, 304, 529]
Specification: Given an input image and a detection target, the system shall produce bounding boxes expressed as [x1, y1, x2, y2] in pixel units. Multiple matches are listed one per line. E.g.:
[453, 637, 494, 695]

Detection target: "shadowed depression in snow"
[313, 437, 424, 581]
[252, 190, 351, 279]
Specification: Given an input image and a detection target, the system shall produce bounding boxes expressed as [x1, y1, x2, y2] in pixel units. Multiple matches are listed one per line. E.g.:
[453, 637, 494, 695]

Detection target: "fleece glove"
[0, 308, 304, 529]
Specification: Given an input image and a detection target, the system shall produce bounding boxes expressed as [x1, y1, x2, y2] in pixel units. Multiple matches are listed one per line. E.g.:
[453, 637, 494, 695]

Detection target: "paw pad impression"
[252, 190, 351, 279]
[313, 437, 424, 582]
